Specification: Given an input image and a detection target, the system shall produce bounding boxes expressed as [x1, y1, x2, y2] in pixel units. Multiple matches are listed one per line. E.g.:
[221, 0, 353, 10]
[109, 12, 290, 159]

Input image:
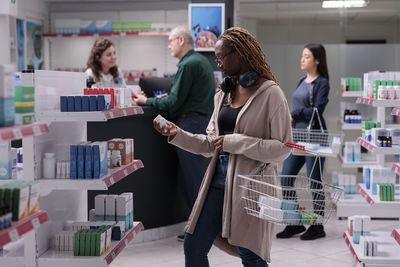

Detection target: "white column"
[0, 15, 11, 64]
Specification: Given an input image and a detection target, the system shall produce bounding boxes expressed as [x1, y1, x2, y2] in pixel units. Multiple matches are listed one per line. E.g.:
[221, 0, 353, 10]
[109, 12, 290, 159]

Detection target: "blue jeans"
[175, 115, 211, 210]
[184, 155, 268, 267]
[281, 154, 326, 215]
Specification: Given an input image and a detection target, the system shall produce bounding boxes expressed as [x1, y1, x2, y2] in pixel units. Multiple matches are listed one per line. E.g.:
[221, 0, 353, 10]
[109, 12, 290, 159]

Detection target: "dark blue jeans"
[184, 155, 268, 267]
[175, 115, 211, 210]
[281, 154, 326, 216]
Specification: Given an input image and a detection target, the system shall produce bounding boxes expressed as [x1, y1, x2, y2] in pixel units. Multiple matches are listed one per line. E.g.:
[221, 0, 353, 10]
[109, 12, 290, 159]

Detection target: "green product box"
[79, 230, 86, 256]
[376, 121, 381, 128]
[387, 81, 393, 86]
[74, 230, 80, 256]
[3, 188, 11, 207]
[393, 80, 399, 85]
[90, 229, 99, 256]
[11, 184, 30, 221]
[350, 78, 355, 91]
[85, 230, 91, 256]
[373, 81, 380, 99]
[14, 86, 34, 125]
[95, 227, 107, 256]
[392, 183, 396, 201]
[381, 80, 387, 86]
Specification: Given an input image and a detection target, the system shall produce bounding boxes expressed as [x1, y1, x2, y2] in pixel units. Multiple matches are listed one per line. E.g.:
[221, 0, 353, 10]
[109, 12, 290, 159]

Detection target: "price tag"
[32, 217, 40, 229]
[123, 109, 127, 116]
[109, 176, 115, 185]
[32, 125, 42, 135]
[9, 229, 19, 242]
[109, 111, 114, 119]
[111, 251, 116, 260]
[12, 129, 23, 139]
[123, 169, 128, 176]
[395, 166, 399, 174]
[133, 109, 137, 115]
[124, 239, 129, 246]
[133, 164, 137, 170]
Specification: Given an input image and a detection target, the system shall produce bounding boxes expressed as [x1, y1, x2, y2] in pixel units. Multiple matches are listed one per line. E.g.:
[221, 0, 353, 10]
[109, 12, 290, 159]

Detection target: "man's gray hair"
[171, 25, 194, 45]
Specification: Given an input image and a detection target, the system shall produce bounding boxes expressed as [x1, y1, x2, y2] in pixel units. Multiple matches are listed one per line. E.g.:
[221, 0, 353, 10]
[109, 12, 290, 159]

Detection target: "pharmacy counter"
[87, 106, 190, 229]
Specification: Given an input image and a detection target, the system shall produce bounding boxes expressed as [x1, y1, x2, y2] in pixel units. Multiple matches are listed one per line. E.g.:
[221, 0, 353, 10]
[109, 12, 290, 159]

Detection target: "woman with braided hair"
[153, 27, 292, 266]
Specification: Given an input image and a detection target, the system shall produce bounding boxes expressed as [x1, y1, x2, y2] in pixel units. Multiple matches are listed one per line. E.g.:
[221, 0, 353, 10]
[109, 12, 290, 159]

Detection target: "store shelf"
[357, 184, 400, 207]
[392, 107, 400, 116]
[43, 31, 170, 38]
[337, 154, 376, 168]
[343, 231, 400, 266]
[342, 91, 363, 97]
[338, 120, 362, 130]
[39, 160, 143, 193]
[356, 137, 400, 154]
[0, 210, 48, 248]
[356, 97, 400, 107]
[36, 106, 144, 122]
[0, 122, 49, 142]
[38, 221, 143, 267]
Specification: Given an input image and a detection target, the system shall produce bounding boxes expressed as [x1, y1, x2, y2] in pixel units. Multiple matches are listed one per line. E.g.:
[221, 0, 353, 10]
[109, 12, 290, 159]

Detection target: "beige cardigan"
[169, 80, 292, 262]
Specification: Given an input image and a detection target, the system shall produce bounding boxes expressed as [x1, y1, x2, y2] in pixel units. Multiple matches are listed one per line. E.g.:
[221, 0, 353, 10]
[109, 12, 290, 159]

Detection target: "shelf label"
[12, 129, 23, 139]
[32, 125, 42, 135]
[124, 239, 129, 246]
[9, 229, 19, 242]
[134, 164, 137, 170]
[111, 251, 116, 260]
[123, 109, 127, 116]
[133, 109, 137, 115]
[123, 169, 128, 176]
[109, 176, 115, 185]
[395, 166, 399, 174]
[32, 217, 40, 229]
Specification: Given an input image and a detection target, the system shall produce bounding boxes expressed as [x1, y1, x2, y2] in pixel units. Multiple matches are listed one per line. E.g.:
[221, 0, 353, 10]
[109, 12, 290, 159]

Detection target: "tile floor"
[110, 218, 399, 267]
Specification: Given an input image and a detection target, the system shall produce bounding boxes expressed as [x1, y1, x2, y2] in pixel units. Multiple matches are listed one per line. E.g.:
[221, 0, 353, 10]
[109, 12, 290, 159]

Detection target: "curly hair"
[218, 27, 279, 104]
[86, 38, 119, 82]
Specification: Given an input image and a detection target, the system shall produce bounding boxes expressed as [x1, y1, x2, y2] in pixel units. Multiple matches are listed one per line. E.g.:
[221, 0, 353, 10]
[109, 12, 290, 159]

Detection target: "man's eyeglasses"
[215, 50, 235, 65]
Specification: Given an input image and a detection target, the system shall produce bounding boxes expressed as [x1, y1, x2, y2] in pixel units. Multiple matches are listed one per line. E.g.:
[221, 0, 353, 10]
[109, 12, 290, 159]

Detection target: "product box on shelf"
[0, 142, 12, 179]
[0, 64, 15, 127]
[80, 20, 96, 34]
[15, 71, 35, 125]
[95, 20, 112, 33]
[105, 194, 117, 221]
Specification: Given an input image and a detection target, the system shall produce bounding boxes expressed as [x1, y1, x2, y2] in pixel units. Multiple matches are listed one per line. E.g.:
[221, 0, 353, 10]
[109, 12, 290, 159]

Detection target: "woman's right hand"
[291, 116, 295, 126]
[153, 119, 178, 138]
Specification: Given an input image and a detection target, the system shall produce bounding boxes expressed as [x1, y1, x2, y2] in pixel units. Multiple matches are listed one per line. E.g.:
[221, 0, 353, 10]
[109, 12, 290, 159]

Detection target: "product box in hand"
[0, 64, 15, 127]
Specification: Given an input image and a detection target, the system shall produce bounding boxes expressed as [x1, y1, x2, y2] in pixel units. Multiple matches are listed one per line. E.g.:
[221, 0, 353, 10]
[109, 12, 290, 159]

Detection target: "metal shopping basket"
[291, 107, 344, 158]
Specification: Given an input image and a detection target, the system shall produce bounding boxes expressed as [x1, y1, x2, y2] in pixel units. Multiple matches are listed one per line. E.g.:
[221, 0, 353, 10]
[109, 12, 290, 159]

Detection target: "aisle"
[110, 218, 398, 267]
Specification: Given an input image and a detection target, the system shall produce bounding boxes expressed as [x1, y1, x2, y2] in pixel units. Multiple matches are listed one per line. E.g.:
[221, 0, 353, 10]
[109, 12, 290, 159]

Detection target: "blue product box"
[85, 145, 93, 179]
[93, 145, 100, 179]
[0, 98, 14, 127]
[60, 96, 68, 112]
[363, 168, 370, 189]
[77, 144, 85, 179]
[283, 211, 301, 225]
[80, 20, 96, 34]
[95, 20, 112, 33]
[353, 231, 361, 244]
[280, 200, 299, 211]
[89, 96, 97, 111]
[97, 95, 105, 111]
[95, 141, 108, 177]
[74, 96, 82, 112]
[70, 145, 77, 179]
[372, 183, 378, 195]
[82, 96, 89, 111]
[67, 96, 75, 112]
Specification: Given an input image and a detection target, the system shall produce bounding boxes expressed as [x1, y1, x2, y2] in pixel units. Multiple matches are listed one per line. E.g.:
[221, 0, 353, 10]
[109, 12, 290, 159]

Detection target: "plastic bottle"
[111, 150, 122, 168]
[43, 152, 56, 179]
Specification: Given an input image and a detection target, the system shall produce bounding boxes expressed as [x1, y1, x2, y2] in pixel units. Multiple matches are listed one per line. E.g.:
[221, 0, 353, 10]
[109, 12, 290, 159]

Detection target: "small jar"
[111, 150, 122, 168]
[43, 152, 56, 179]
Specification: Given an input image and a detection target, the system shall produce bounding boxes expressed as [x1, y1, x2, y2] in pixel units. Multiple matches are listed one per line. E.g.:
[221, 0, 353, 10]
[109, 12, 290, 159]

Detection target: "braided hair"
[218, 27, 279, 104]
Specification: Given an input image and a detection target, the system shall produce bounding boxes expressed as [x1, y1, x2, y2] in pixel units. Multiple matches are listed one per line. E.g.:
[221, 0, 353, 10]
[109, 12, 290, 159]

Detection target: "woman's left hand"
[214, 136, 225, 154]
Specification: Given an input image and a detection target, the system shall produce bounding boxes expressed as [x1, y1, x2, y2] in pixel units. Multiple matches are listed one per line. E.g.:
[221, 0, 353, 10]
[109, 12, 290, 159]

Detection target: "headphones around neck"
[219, 71, 259, 93]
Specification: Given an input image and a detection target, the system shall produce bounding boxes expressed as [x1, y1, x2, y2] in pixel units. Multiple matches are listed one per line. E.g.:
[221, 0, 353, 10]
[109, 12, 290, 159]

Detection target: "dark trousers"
[281, 154, 326, 216]
[175, 115, 211, 210]
[184, 155, 268, 267]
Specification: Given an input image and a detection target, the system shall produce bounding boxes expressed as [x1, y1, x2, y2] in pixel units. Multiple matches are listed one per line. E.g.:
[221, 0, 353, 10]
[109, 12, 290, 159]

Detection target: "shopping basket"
[239, 163, 344, 225]
[291, 107, 344, 157]
[239, 130, 344, 225]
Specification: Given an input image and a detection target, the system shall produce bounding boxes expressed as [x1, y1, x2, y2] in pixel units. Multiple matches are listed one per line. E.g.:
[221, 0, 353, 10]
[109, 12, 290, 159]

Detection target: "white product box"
[95, 194, 107, 221]
[105, 195, 118, 221]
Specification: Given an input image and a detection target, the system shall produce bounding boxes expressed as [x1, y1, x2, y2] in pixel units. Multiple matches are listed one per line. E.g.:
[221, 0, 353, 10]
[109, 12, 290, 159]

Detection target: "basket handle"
[286, 142, 305, 151]
[307, 107, 325, 133]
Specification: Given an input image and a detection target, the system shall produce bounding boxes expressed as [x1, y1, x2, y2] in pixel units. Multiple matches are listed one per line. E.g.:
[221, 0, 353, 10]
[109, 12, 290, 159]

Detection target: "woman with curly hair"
[85, 38, 126, 88]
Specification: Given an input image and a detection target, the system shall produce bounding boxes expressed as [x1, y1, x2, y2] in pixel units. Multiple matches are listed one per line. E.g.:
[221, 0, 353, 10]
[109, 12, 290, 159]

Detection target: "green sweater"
[146, 49, 215, 119]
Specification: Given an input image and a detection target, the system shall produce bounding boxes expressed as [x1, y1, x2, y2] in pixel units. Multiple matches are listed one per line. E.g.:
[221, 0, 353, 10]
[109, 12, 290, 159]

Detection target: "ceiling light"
[322, 0, 369, 8]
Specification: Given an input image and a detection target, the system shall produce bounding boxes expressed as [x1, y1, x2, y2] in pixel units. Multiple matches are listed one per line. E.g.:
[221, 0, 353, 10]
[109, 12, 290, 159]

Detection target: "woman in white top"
[85, 38, 126, 88]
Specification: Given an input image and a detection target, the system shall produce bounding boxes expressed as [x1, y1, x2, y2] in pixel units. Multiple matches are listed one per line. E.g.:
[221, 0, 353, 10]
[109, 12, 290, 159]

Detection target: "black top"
[218, 94, 243, 135]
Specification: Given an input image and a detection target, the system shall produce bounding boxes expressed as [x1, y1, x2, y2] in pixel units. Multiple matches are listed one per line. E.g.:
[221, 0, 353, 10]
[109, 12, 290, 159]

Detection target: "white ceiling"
[239, 0, 400, 24]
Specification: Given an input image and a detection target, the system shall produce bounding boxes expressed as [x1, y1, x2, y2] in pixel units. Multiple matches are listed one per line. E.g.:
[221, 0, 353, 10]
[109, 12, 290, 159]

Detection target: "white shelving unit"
[338, 120, 362, 130]
[0, 70, 145, 267]
[344, 231, 400, 266]
[342, 91, 363, 98]
[337, 154, 376, 168]
[38, 222, 143, 267]
[357, 183, 400, 208]
[43, 31, 170, 38]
